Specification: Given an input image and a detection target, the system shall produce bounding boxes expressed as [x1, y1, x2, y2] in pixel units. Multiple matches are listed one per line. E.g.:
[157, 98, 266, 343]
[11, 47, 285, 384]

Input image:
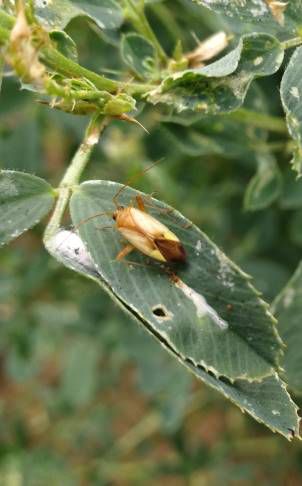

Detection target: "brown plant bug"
[76, 161, 187, 265]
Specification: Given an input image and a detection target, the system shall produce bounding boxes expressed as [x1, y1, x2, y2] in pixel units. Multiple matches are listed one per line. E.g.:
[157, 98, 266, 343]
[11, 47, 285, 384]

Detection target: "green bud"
[103, 93, 136, 116]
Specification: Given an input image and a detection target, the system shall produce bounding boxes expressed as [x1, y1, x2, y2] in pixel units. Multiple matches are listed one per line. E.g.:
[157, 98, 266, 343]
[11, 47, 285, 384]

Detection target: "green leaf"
[289, 210, 302, 247]
[0, 170, 55, 246]
[49, 226, 299, 439]
[49, 30, 78, 62]
[147, 33, 284, 114]
[60, 339, 99, 407]
[272, 262, 302, 395]
[280, 169, 302, 209]
[281, 46, 302, 176]
[69, 181, 283, 382]
[190, 365, 299, 440]
[34, 0, 124, 31]
[0, 118, 42, 173]
[244, 154, 282, 211]
[121, 33, 157, 79]
[192, 0, 302, 37]
[160, 83, 270, 160]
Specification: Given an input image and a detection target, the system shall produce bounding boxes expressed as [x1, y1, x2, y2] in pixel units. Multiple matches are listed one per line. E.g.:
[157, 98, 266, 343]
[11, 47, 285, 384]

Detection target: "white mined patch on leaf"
[48, 229, 98, 274]
[254, 56, 263, 66]
[174, 278, 228, 330]
[290, 86, 300, 99]
[195, 239, 202, 254]
[272, 409, 281, 416]
[35, 0, 50, 7]
[217, 253, 235, 289]
[0, 174, 19, 197]
[250, 0, 269, 17]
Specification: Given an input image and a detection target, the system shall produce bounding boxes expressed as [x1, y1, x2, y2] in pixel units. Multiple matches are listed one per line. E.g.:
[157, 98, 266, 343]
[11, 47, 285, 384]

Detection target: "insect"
[112, 193, 186, 264]
[77, 163, 187, 265]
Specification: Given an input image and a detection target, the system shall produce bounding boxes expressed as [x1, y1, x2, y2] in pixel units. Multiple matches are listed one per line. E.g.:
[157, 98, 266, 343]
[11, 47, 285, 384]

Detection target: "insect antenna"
[54, 210, 113, 253]
[112, 158, 164, 208]
[73, 210, 113, 232]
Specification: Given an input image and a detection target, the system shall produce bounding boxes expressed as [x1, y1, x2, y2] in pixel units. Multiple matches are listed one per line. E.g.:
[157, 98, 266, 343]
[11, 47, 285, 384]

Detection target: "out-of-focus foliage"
[1, 0, 302, 483]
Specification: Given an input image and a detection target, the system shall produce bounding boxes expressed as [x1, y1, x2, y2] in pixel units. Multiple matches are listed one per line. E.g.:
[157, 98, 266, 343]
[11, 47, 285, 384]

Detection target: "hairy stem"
[43, 114, 108, 243]
[281, 37, 302, 50]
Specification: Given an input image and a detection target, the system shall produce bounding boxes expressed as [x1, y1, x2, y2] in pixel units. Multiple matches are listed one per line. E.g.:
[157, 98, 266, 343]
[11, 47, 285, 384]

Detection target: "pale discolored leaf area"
[281, 46, 302, 176]
[33, 0, 124, 31]
[0, 170, 55, 246]
[69, 181, 283, 382]
[147, 33, 284, 114]
[272, 263, 302, 395]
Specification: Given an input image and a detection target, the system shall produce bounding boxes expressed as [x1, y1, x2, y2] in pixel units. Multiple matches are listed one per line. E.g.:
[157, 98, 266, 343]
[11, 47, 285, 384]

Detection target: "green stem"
[40, 46, 119, 93]
[42, 47, 153, 95]
[41, 46, 154, 95]
[228, 108, 288, 134]
[122, 0, 167, 63]
[43, 114, 108, 243]
[0, 9, 155, 96]
[149, 2, 183, 43]
[281, 37, 302, 50]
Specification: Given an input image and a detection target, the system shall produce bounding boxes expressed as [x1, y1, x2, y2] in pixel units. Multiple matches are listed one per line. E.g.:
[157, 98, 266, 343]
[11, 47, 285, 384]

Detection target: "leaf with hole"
[147, 33, 284, 114]
[34, 0, 124, 31]
[69, 181, 283, 382]
[0, 170, 56, 246]
[48, 226, 299, 439]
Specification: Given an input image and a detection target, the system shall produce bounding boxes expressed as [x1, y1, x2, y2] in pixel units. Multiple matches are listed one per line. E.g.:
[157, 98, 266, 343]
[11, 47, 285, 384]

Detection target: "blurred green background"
[1, 1, 302, 484]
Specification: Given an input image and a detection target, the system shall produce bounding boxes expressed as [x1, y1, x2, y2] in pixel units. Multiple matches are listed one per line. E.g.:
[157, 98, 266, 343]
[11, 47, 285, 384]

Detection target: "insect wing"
[154, 238, 186, 263]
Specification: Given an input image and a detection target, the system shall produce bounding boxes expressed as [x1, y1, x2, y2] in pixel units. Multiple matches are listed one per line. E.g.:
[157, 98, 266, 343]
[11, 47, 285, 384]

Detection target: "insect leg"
[135, 195, 146, 212]
[116, 244, 135, 261]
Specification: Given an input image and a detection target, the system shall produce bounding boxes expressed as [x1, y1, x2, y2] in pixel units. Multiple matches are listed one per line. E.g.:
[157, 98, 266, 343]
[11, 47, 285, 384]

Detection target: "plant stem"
[0, 9, 155, 96]
[43, 114, 108, 243]
[228, 108, 288, 134]
[281, 37, 302, 50]
[149, 2, 183, 42]
[40, 47, 119, 93]
[122, 0, 167, 63]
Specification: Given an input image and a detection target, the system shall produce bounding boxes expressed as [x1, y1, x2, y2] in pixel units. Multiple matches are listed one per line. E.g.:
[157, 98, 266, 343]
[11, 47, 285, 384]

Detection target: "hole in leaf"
[152, 305, 173, 321]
